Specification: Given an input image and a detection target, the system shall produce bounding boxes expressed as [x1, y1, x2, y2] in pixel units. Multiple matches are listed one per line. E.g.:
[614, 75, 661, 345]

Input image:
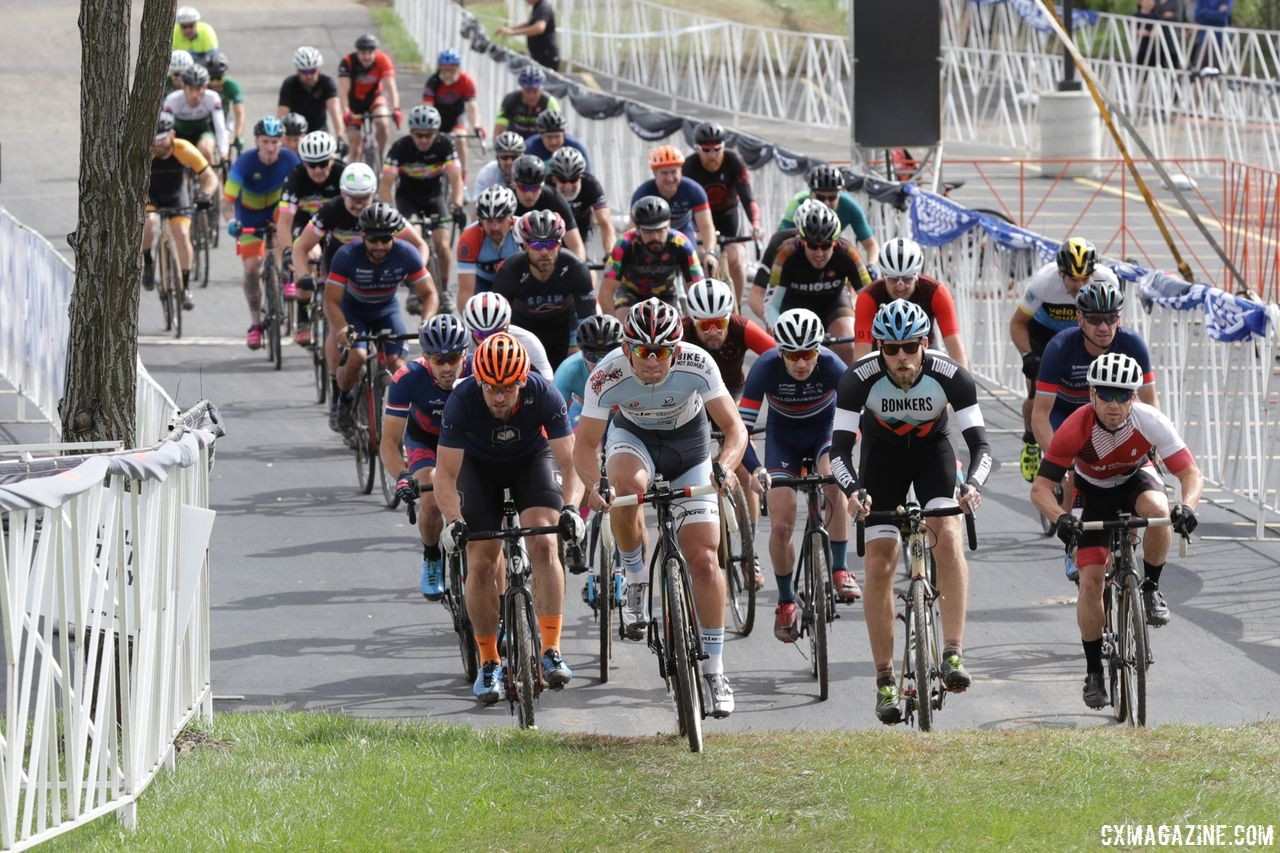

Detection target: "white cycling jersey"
[580, 342, 727, 430]
[162, 89, 229, 160]
[465, 324, 553, 380]
[1018, 261, 1121, 333]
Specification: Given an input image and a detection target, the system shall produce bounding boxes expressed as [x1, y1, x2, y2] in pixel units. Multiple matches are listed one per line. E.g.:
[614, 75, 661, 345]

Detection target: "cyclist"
[1031, 353, 1203, 709]
[382, 105, 465, 297]
[680, 278, 774, 399]
[832, 299, 991, 724]
[632, 144, 717, 271]
[764, 200, 871, 365]
[223, 116, 300, 348]
[547, 147, 614, 261]
[162, 63, 228, 168]
[338, 34, 401, 166]
[461, 292, 555, 379]
[740, 308, 858, 641]
[1011, 237, 1121, 483]
[853, 236, 967, 368]
[554, 314, 624, 429]
[457, 185, 521, 306]
[278, 131, 345, 346]
[474, 131, 526, 195]
[281, 112, 308, 154]
[382, 314, 472, 601]
[493, 65, 560, 139]
[491, 211, 595, 369]
[599, 196, 703, 319]
[524, 110, 590, 171]
[172, 6, 217, 64]
[682, 122, 762, 304]
[169, 50, 194, 92]
[144, 112, 218, 310]
[422, 48, 485, 179]
[778, 164, 879, 273]
[436, 333, 583, 702]
[279, 46, 344, 137]
[204, 51, 244, 152]
[328, 202, 436, 431]
[572, 298, 748, 718]
[510, 154, 587, 261]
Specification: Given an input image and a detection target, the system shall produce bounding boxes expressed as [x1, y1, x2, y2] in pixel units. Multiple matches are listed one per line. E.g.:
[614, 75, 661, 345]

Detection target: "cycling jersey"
[308, 196, 364, 271]
[604, 228, 702, 309]
[1018, 261, 1122, 350]
[490, 251, 595, 369]
[679, 314, 775, 396]
[681, 149, 759, 236]
[473, 160, 507, 195]
[515, 186, 576, 234]
[1036, 327, 1156, 429]
[149, 138, 209, 209]
[551, 172, 608, 238]
[456, 223, 520, 291]
[524, 134, 591, 172]
[464, 325, 554, 380]
[439, 372, 571, 462]
[384, 134, 458, 207]
[278, 74, 340, 133]
[766, 236, 870, 325]
[422, 71, 477, 131]
[496, 91, 560, 138]
[223, 148, 299, 229]
[281, 159, 346, 234]
[779, 190, 873, 242]
[386, 355, 471, 472]
[854, 275, 961, 345]
[338, 51, 396, 112]
[738, 347, 845, 474]
[327, 238, 428, 305]
[162, 88, 228, 156]
[211, 77, 243, 111]
[172, 21, 217, 58]
[581, 342, 727, 431]
[1039, 401, 1193, 490]
[630, 178, 710, 245]
[553, 350, 594, 428]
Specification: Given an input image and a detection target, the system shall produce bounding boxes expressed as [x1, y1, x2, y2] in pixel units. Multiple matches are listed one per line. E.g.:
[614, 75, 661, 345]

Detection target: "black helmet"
[548, 147, 586, 180]
[511, 154, 547, 185]
[1076, 281, 1123, 314]
[806, 163, 843, 192]
[180, 64, 210, 87]
[631, 195, 671, 230]
[577, 314, 623, 353]
[693, 121, 725, 146]
[282, 112, 309, 136]
[535, 110, 568, 132]
[517, 210, 566, 243]
[204, 50, 229, 78]
[355, 33, 379, 51]
[358, 201, 402, 238]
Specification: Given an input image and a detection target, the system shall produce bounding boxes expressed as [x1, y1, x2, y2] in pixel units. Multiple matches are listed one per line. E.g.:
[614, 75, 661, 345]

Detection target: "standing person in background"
[1135, 0, 1181, 68]
[496, 0, 561, 72]
[1193, 0, 1233, 72]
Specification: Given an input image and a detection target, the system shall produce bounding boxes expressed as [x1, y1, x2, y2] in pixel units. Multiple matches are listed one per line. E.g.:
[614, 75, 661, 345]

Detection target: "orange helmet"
[473, 332, 530, 386]
[648, 144, 684, 171]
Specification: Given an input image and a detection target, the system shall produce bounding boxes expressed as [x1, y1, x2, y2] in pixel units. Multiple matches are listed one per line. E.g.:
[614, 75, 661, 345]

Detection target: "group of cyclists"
[143, 18, 1205, 724]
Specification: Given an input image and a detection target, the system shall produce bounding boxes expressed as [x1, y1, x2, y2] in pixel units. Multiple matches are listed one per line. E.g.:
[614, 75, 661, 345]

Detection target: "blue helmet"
[254, 115, 284, 138]
[871, 298, 930, 342]
[438, 48, 462, 66]
[518, 65, 546, 88]
[419, 314, 469, 354]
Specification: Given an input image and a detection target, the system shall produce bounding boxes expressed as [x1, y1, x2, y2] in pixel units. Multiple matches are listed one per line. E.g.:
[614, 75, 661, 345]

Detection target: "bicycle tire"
[373, 372, 396, 507]
[911, 578, 934, 732]
[352, 379, 375, 494]
[156, 237, 174, 333]
[449, 553, 478, 682]
[595, 514, 614, 684]
[190, 212, 209, 288]
[312, 304, 328, 404]
[721, 483, 756, 636]
[666, 558, 703, 753]
[210, 190, 222, 249]
[1105, 582, 1124, 722]
[163, 237, 182, 339]
[263, 261, 283, 370]
[511, 594, 537, 729]
[1120, 572, 1148, 726]
[808, 533, 830, 701]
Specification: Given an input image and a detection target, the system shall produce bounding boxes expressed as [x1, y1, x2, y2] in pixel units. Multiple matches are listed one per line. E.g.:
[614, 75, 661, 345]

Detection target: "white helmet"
[1087, 352, 1143, 392]
[685, 278, 735, 320]
[463, 292, 512, 334]
[293, 46, 323, 71]
[774, 308, 825, 352]
[175, 6, 201, 25]
[298, 131, 337, 164]
[169, 50, 194, 75]
[878, 237, 925, 278]
[339, 162, 377, 198]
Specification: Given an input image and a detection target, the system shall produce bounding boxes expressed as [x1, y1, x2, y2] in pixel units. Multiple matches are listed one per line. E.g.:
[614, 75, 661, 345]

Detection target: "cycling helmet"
[631, 195, 671, 230]
[438, 48, 463, 66]
[648, 144, 684, 171]
[293, 46, 323, 71]
[1076, 281, 1124, 314]
[204, 50, 229, 78]
[577, 314, 623, 353]
[473, 332, 531, 385]
[622, 298, 683, 346]
[548, 147, 586, 180]
[794, 200, 840, 243]
[169, 50, 194, 75]
[155, 112, 176, 136]
[475, 185, 518, 220]
[409, 105, 442, 132]
[511, 154, 547, 185]
[282, 112, 309, 136]
[517, 210, 566, 243]
[535, 110, 567, 133]
[517, 65, 546, 88]
[175, 6, 201, 25]
[463, 292, 512, 334]
[359, 202, 402, 238]
[254, 115, 284, 138]
[871, 299, 931, 342]
[494, 131, 526, 155]
[693, 121, 726, 146]
[1057, 237, 1098, 278]
[419, 314, 469, 355]
[774, 308, 825, 352]
[685, 278, 735, 320]
[807, 163, 843, 192]
[878, 237, 925, 278]
[355, 34, 379, 52]
[298, 131, 337, 164]
[1087, 352, 1143, 391]
[180, 64, 210, 87]
[340, 162, 378, 197]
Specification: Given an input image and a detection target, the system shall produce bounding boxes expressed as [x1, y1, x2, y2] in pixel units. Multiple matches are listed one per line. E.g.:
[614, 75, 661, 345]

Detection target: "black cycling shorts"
[781, 288, 855, 328]
[395, 190, 449, 227]
[455, 446, 563, 531]
[711, 208, 741, 241]
[1073, 467, 1164, 551]
[860, 436, 957, 510]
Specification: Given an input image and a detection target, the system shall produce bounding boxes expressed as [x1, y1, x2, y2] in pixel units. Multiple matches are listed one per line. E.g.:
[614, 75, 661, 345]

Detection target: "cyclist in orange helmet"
[629, 143, 718, 275]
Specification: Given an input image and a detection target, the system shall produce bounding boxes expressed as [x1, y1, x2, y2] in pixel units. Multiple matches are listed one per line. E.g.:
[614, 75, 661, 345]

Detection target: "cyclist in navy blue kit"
[632, 144, 717, 271]
[435, 333, 584, 703]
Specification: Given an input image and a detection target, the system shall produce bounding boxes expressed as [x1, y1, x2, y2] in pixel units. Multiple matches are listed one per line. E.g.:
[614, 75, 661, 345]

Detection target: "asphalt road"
[2, 0, 1278, 735]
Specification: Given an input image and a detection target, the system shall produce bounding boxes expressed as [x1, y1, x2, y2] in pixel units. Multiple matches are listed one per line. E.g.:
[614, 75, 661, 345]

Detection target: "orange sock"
[477, 634, 499, 663]
[538, 614, 563, 651]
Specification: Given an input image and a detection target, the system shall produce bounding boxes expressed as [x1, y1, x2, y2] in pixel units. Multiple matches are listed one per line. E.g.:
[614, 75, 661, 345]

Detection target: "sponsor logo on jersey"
[493, 425, 520, 445]
[880, 397, 934, 414]
[589, 365, 623, 396]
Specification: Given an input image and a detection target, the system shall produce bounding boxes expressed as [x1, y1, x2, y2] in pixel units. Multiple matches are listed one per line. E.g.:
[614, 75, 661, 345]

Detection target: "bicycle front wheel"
[312, 304, 328, 403]
[595, 514, 615, 684]
[156, 238, 175, 333]
[163, 238, 183, 339]
[721, 484, 756, 636]
[448, 554, 478, 683]
[190, 212, 210, 288]
[808, 533, 830, 701]
[264, 263, 283, 370]
[1119, 572, 1148, 727]
[1105, 582, 1125, 722]
[352, 380, 375, 494]
[510, 594, 537, 729]
[910, 579, 934, 732]
[666, 558, 703, 753]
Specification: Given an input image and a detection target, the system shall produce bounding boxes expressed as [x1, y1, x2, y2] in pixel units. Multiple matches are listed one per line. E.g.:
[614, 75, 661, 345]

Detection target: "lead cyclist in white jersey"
[573, 298, 748, 719]
[460, 292, 554, 379]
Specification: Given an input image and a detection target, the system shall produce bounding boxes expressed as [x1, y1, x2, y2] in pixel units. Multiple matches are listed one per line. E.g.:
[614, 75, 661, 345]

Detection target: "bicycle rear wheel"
[352, 379, 375, 494]
[373, 372, 396, 507]
[594, 513, 614, 684]
[666, 558, 703, 753]
[910, 579, 934, 732]
[807, 533, 830, 701]
[721, 483, 756, 636]
[1119, 572, 1148, 726]
[448, 554, 478, 682]
[510, 593, 537, 729]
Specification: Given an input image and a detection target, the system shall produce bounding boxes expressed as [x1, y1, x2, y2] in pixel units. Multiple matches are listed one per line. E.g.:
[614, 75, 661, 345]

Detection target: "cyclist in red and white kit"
[338, 34, 401, 167]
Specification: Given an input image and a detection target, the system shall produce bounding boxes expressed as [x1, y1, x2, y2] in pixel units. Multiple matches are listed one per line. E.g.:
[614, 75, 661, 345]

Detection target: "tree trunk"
[59, 0, 176, 447]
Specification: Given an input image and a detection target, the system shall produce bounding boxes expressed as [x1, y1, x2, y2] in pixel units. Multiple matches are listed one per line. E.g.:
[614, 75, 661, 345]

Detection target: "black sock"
[1143, 561, 1163, 590]
[1083, 638, 1103, 673]
[329, 375, 340, 397]
[424, 543, 442, 562]
[181, 269, 190, 288]
[1022, 431, 1036, 445]
[143, 249, 153, 264]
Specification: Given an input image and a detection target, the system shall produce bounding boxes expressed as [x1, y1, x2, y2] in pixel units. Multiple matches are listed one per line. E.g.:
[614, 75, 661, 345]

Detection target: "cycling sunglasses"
[699, 143, 724, 152]
[804, 240, 835, 251]
[428, 352, 464, 365]
[696, 317, 730, 332]
[482, 381, 521, 395]
[496, 154, 519, 162]
[583, 348, 610, 363]
[812, 192, 839, 203]
[880, 341, 922, 356]
[305, 160, 332, 170]
[1094, 387, 1135, 404]
[1083, 312, 1121, 327]
[411, 131, 437, 140]
[629, 343, 674, 361]
[783, 349, 819, 362]
[516, 182, 543, 193]
[527, 239, 560, 251]
[299, 69, 319, 76]
[363, 233, 394, 245]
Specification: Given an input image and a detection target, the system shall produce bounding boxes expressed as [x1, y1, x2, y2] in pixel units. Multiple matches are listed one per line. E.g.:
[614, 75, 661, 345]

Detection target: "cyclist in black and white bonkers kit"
[831, 299, 992, 725]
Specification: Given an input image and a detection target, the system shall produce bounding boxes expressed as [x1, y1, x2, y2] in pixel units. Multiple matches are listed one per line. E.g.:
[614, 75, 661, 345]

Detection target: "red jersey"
[680, 314, 775, 394]
[422, 71, 477, 131]
[854, 275, 960, 344]
[1044, 402, 1194, 489]
[338, 51, 396, 107]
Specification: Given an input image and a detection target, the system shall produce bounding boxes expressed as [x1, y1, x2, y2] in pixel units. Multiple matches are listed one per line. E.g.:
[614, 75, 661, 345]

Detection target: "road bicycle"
[185, 173, 213, 289]
[354, 110, 388, 173]
[406, 486, 479, 683]
[149, 207, 188, 339]
[240, 225, 287, 370]
[345, 330, 417, 501]
[857, 494, 977, 732]
[610, 478, 719, 752]
[407, 209, 461, 315]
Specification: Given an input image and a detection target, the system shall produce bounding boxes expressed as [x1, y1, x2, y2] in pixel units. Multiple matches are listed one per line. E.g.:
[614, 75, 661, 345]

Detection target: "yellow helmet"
[1056, 237, 1097, 278]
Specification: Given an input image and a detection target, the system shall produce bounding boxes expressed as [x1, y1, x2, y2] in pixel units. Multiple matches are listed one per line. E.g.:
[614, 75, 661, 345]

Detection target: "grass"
[367, 1, 424, 69]
[46, 711, 1280, 850]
